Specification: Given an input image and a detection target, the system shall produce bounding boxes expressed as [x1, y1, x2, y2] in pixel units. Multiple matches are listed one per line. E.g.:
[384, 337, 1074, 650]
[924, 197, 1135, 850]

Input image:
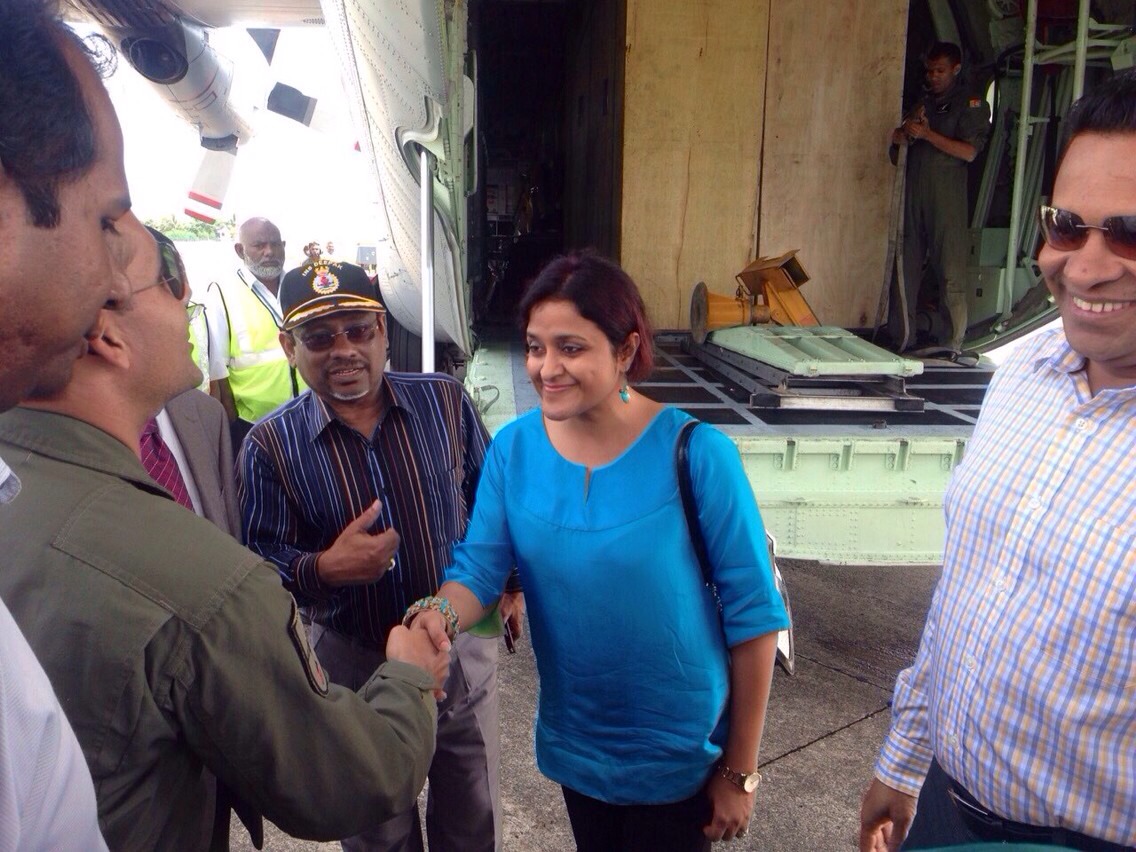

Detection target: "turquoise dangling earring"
[619, 383, 630, 404]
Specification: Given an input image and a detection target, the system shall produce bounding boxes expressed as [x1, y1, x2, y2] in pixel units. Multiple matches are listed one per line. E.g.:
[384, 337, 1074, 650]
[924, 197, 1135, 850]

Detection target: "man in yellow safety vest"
[203, 217, 304, 444]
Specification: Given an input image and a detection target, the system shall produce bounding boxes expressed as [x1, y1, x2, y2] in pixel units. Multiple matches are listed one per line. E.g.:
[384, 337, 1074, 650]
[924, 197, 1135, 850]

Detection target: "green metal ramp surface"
[708, 326, 923, 377]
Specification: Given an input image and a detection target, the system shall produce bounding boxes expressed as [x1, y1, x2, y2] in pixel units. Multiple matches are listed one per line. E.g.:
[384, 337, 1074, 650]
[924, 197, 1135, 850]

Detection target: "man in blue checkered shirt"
[861, 70, 1136, 852]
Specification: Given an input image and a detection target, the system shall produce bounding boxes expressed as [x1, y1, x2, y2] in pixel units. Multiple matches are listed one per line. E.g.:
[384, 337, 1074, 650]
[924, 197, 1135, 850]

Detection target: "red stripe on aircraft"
[185, 208, 217, 224]
[188, 191, 223, 210]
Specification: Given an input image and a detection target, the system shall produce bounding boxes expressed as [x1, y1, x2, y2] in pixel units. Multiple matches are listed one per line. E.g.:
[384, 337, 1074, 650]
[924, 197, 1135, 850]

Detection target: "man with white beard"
[204, 217, 304, 442]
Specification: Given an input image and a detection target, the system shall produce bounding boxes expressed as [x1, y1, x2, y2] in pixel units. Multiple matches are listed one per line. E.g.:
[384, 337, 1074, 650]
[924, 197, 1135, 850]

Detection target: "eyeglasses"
[295, 322, 379, 352]
[1038, 205, 1136, 260]
[139, 226, 188, 300]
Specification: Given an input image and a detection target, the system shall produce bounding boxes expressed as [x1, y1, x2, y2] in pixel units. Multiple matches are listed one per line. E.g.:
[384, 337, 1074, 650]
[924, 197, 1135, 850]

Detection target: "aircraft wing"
[70, 0, 474, 355]
[67, 0, 325, 29]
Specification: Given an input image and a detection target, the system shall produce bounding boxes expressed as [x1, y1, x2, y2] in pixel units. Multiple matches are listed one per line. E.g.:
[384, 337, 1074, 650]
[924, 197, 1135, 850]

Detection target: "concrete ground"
[233, 559, 939, 851]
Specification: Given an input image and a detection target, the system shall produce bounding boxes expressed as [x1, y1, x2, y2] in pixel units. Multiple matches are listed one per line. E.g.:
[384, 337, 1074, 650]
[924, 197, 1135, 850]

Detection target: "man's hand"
[904, 115, 930, 141]
[402, 610, 452, 701]
[385, 624, 450, 699]
[316, 500, 400, 587]
[859, 778, 917, 852]
[499, 591, 526, 643]
[703, 773, 754, 842]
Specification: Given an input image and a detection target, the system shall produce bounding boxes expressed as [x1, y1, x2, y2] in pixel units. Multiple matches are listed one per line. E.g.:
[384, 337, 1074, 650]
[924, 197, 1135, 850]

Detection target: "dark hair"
[1059, 69, 1136, 157]
[518, 251, 655, 381]
[926, 42, 962, 66]
[0, 0, 115, 228]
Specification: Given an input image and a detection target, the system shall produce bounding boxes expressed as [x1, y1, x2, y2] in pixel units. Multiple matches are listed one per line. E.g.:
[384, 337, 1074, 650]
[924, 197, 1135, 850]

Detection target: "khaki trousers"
[310, 624, 501, 852]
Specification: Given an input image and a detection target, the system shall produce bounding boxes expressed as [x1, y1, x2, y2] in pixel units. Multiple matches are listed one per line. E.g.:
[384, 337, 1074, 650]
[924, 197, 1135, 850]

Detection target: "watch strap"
[718, 763, 761, 792]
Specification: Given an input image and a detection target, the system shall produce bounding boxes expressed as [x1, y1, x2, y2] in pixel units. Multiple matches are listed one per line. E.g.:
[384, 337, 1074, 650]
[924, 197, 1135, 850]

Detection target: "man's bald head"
[238, 217, 279, 244]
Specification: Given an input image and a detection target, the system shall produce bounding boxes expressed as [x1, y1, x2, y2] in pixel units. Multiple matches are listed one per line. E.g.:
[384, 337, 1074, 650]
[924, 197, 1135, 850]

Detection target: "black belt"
[944, 775, 1133, 852]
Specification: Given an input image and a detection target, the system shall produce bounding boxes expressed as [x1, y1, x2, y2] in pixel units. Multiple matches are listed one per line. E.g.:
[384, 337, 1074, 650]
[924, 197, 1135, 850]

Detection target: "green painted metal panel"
[465, 342, 519, 436]
[707, 326, 924, 377]
[734, 436, 963, 565]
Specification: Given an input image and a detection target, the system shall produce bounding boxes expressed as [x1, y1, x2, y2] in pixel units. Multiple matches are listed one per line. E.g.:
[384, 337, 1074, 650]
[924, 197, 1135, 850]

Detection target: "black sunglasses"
[1038, 205, 1136, 260]
[144, 226, 188, 301]
[296, 321, 380, 353]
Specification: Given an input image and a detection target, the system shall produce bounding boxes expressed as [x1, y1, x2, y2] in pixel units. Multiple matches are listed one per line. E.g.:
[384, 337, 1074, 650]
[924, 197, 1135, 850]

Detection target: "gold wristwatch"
[718, 763, 761, 793]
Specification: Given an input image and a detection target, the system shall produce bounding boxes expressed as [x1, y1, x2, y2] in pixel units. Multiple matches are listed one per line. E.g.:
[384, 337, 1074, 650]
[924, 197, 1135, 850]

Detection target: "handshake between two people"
[402, 588, 527, 702]
[386, 624, 452, 701]
[317, 499, 526, 701]
[317, 499, 453, 698]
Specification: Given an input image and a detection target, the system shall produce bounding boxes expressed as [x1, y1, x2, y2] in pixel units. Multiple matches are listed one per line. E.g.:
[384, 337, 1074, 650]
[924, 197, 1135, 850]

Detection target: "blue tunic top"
[447, 407, 789, 804]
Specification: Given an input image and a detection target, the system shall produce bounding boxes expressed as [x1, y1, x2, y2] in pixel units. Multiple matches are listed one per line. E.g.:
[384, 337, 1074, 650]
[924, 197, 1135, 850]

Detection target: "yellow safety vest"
[210, 275, 304, 422]
[188, 311, 210, 393]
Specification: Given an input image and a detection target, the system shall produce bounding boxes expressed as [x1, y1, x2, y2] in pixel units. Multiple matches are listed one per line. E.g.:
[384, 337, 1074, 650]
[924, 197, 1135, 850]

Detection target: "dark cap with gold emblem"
[280, 260, 385, 331]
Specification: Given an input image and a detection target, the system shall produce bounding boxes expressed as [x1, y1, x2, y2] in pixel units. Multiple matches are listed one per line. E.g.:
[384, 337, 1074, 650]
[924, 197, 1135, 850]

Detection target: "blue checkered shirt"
[877, 329, 1136, 845]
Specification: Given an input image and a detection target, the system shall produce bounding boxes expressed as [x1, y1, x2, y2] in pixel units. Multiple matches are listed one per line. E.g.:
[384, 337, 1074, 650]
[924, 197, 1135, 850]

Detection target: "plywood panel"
[620, 0, 770, 330]
[759, 1, 908, 327]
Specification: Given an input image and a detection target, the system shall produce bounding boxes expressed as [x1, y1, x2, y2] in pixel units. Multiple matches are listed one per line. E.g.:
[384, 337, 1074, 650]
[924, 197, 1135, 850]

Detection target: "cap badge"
[312, 265, 340, 295]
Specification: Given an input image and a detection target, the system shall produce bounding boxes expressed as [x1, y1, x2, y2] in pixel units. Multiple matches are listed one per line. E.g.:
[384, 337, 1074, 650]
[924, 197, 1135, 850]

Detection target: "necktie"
[140, 417, 194, 511]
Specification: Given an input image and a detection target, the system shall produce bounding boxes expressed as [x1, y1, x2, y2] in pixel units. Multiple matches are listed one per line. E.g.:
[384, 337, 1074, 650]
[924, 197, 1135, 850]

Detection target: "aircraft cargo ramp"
[464, 333, 994, 566]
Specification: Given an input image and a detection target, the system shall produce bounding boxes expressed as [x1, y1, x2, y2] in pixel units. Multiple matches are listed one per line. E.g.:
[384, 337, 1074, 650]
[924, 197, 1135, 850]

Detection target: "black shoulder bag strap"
[676, 419, 723, 613]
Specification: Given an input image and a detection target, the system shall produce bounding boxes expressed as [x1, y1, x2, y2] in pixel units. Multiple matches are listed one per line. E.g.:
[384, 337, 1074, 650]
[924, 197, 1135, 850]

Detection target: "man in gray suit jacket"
[162, 389, 242, 538]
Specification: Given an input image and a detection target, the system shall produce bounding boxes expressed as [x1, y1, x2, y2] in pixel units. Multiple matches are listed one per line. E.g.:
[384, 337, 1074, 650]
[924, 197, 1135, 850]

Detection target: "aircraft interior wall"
[472, 0, 603, 327]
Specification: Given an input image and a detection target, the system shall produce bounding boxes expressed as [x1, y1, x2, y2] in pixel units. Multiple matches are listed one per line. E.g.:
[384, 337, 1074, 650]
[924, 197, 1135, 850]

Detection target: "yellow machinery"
[690, 250, 819, 344]
[686, 251, 923, 411]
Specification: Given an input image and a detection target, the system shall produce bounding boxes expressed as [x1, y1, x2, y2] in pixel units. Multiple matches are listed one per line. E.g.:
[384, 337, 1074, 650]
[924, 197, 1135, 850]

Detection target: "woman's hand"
[499, 590, 526, 642]
[703, 772, 754, 842]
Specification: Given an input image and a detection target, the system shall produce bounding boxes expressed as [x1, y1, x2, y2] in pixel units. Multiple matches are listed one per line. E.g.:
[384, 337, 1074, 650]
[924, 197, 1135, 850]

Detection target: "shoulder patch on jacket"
[287, 598, 329, 695]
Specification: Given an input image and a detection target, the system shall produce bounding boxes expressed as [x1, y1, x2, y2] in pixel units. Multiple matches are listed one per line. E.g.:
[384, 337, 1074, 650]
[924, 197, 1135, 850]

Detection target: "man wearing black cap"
[240, 260, 519, 852]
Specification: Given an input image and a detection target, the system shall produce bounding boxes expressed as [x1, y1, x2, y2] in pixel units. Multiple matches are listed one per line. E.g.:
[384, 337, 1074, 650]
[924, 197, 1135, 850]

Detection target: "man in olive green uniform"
[889, 42, 991, 353]
[0, 226, 450, 848]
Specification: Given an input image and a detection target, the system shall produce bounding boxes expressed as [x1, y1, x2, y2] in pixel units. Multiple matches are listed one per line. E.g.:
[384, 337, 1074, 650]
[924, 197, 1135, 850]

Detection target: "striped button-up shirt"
[877, 329, 1136, 845]
[239, 372, 490, 644]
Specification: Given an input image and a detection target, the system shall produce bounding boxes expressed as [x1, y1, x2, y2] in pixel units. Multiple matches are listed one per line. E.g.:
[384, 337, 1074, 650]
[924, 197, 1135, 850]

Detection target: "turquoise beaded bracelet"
[402, 596, 460, 639]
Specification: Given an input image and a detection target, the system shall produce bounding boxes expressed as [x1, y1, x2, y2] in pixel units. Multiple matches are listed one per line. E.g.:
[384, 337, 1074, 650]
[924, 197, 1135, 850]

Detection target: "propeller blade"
[267, 81, 318, 126]
[184, 149, 237, 224]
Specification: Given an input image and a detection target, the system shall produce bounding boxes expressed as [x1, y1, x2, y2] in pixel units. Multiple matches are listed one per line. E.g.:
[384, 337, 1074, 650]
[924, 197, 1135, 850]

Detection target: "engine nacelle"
[115, 19, 264, 151]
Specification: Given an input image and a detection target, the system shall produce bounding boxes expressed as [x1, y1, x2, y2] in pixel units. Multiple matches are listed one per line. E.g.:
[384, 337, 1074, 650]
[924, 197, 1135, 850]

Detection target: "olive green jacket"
[0, 407, 437, 850]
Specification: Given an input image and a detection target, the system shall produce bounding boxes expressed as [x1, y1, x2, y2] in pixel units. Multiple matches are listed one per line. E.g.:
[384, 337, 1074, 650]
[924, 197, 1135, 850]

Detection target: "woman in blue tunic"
[405, 252, 789, 851]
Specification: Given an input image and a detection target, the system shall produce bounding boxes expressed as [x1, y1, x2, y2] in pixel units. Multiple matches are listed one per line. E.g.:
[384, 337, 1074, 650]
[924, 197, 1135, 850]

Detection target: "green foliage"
[144, 214, 237, 241]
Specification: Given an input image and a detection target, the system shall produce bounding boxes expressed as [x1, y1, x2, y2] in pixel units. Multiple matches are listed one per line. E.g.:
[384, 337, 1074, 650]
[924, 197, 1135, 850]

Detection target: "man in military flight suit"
[889, 42, 991, 353]
[0, 225, 450, 848]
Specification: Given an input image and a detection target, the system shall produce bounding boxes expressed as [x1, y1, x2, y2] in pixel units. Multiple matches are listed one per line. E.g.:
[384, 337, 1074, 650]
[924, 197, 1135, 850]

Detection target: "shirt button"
[965, 654, 977, 670]
[1028, 497, 1042, 512]
[1075, 417, 1088, 432]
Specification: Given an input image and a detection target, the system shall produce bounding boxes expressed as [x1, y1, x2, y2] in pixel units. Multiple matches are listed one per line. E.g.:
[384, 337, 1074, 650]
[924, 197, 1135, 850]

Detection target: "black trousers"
[904, 759, 1131, 852]
[902, 759, 979, 848]
[562, 786, 711, 852]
